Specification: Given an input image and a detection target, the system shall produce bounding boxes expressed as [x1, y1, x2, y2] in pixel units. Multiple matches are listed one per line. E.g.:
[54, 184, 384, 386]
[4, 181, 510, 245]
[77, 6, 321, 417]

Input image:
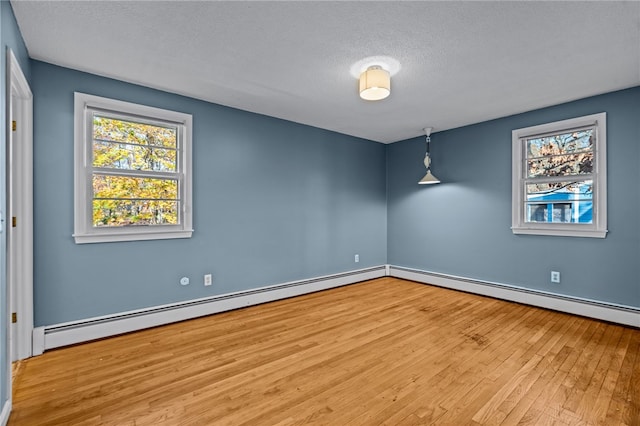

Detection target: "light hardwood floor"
[10, 278, 640, 425]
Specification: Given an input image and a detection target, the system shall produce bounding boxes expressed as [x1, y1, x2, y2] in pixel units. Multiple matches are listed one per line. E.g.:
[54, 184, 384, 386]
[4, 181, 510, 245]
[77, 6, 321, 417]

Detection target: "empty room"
[0, 1, 638, 425]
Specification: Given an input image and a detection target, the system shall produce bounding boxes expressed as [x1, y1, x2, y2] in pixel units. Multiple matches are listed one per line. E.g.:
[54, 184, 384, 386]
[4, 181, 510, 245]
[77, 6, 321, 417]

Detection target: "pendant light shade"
[359, 66, 390, 101]
[419, 170, 440, 184]
[419, 127, 440, 185]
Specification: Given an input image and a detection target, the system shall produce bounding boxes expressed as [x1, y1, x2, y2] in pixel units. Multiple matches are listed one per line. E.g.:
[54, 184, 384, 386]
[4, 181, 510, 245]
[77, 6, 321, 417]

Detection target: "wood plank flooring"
[9, 277, 640, 425]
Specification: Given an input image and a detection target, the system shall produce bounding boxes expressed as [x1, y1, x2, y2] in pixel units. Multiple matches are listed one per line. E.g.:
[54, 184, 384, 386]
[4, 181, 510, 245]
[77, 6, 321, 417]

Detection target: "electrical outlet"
[180, 277, 190, 286]
[204, 274, 212, 286]
[550, 271, 560, 283]
[355, 254, 359, 263]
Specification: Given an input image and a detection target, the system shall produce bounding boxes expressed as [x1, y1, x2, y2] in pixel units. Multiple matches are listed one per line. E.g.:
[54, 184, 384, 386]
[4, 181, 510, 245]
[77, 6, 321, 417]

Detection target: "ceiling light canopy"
[359, 65, 390, 101]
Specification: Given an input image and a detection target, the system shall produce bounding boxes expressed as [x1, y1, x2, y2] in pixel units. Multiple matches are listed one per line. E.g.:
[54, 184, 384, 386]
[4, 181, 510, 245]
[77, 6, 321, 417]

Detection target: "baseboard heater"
[389, 265, 639, 328]
[34, 266, 387, 354]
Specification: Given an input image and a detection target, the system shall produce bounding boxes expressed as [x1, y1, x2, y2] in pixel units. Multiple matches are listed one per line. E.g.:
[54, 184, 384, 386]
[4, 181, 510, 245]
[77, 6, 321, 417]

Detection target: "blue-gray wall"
[388, 87, 640, 308]
[27, 36, 640, 334]
[32, 61, 387, 326]
[1, 0, 31, 411]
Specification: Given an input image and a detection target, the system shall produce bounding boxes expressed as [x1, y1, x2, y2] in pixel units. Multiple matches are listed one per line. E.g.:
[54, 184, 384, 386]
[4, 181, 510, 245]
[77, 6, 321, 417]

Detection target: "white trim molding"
[512, 112, 607, 238]
[31, 327, 44, 357]
[0, 400, 11, 426]
[31, 264, 637, 354]
[34, 266, 387, 352]
[7, 48, 34, 361]
[389, 265, 639, 328]
[73, 92, 193, 244]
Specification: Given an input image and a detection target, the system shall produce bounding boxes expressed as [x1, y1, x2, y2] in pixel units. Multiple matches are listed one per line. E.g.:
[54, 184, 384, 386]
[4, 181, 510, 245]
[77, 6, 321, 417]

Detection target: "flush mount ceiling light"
[359, 65, 390, 101]
[419, 127, 441, 185]
[350, 56, 400, 102]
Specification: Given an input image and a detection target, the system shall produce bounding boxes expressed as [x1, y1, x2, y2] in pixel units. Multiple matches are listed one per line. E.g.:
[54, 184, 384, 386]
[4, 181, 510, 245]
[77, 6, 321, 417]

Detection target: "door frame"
[6, 48, 33, 363]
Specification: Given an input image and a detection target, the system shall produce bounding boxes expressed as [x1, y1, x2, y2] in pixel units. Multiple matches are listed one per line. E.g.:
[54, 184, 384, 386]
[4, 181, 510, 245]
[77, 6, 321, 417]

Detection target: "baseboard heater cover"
[389, 265, 639, 328]
[35, 266, 386, 353]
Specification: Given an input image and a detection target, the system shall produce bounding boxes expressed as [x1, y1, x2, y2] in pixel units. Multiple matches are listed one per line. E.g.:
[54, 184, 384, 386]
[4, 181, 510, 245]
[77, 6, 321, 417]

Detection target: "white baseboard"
[31, 327, 44, 356]
[35, 266, 387, 352]
[32, 264, 637, 354]
[0, 400, 11, 426]
[389, 265, 639, 328]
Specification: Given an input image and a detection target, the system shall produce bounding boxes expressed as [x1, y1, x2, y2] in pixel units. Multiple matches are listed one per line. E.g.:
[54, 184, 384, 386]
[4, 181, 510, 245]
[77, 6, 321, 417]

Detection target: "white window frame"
[74, 93, 193, 243]
[512, 112, 607, 238]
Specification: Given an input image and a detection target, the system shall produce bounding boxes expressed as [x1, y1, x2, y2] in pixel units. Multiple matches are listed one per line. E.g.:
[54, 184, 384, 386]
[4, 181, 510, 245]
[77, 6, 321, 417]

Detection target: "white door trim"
[6, 48, 33, 362]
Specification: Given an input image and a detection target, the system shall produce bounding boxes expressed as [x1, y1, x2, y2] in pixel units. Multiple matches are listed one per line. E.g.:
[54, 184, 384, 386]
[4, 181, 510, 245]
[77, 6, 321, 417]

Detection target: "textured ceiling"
[10, 1, 640, 143]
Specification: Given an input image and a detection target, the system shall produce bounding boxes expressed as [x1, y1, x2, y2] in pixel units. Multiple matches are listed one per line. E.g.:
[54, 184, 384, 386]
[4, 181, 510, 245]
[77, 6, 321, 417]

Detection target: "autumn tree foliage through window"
[92, 116, 179, 227]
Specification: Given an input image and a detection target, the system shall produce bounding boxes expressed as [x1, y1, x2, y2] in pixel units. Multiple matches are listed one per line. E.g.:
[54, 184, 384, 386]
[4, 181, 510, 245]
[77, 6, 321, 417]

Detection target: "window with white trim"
[512, 112, 607, 238]
[74, 93, 193, 243]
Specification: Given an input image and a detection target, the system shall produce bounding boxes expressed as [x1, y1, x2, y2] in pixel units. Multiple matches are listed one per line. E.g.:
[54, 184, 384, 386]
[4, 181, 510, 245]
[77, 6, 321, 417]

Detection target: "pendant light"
[419, 127, 440, 184]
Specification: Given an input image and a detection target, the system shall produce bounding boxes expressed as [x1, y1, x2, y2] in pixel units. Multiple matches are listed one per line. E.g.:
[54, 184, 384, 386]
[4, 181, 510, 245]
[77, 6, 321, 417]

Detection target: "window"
[74, 93, 193, 243]
[512, 112, 607, 238]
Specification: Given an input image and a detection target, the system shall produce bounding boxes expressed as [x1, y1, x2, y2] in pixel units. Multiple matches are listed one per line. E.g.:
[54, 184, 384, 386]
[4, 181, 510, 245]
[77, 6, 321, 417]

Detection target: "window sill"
[73, 229, 194, 244]
[512, 226, 607, 238]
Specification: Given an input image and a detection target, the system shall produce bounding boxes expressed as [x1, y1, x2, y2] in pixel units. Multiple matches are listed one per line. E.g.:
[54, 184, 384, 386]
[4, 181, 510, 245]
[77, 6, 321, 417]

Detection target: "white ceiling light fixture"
[419, 127, 441, 185]
[359, 65, 390, 101]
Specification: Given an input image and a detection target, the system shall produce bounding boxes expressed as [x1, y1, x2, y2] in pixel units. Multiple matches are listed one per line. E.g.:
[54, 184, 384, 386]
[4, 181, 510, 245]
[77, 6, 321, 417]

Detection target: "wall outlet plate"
[550, 271, 560, 283]
[204, 274, 212, 286]
[180, 277, 190, 286]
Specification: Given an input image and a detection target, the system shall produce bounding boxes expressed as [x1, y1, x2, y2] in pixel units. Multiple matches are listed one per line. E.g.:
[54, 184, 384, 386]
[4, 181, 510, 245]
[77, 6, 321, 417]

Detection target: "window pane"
[552, 203, 572, 223]
[91, 116, 182, 228]
[93, 175, 178, 200]
[93, 115, 177, 149]
[526, 129, 593, 177]
[527, 129, 593, 157]
[93, 141, 176, 172]
[526, 180, 592, 199]
[526, 204, 548, 222]
[527, 152, 593, 177]
[525, 180, 593, 224]
[525, 201, 592, 224]
[93, 199, 179, 227]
